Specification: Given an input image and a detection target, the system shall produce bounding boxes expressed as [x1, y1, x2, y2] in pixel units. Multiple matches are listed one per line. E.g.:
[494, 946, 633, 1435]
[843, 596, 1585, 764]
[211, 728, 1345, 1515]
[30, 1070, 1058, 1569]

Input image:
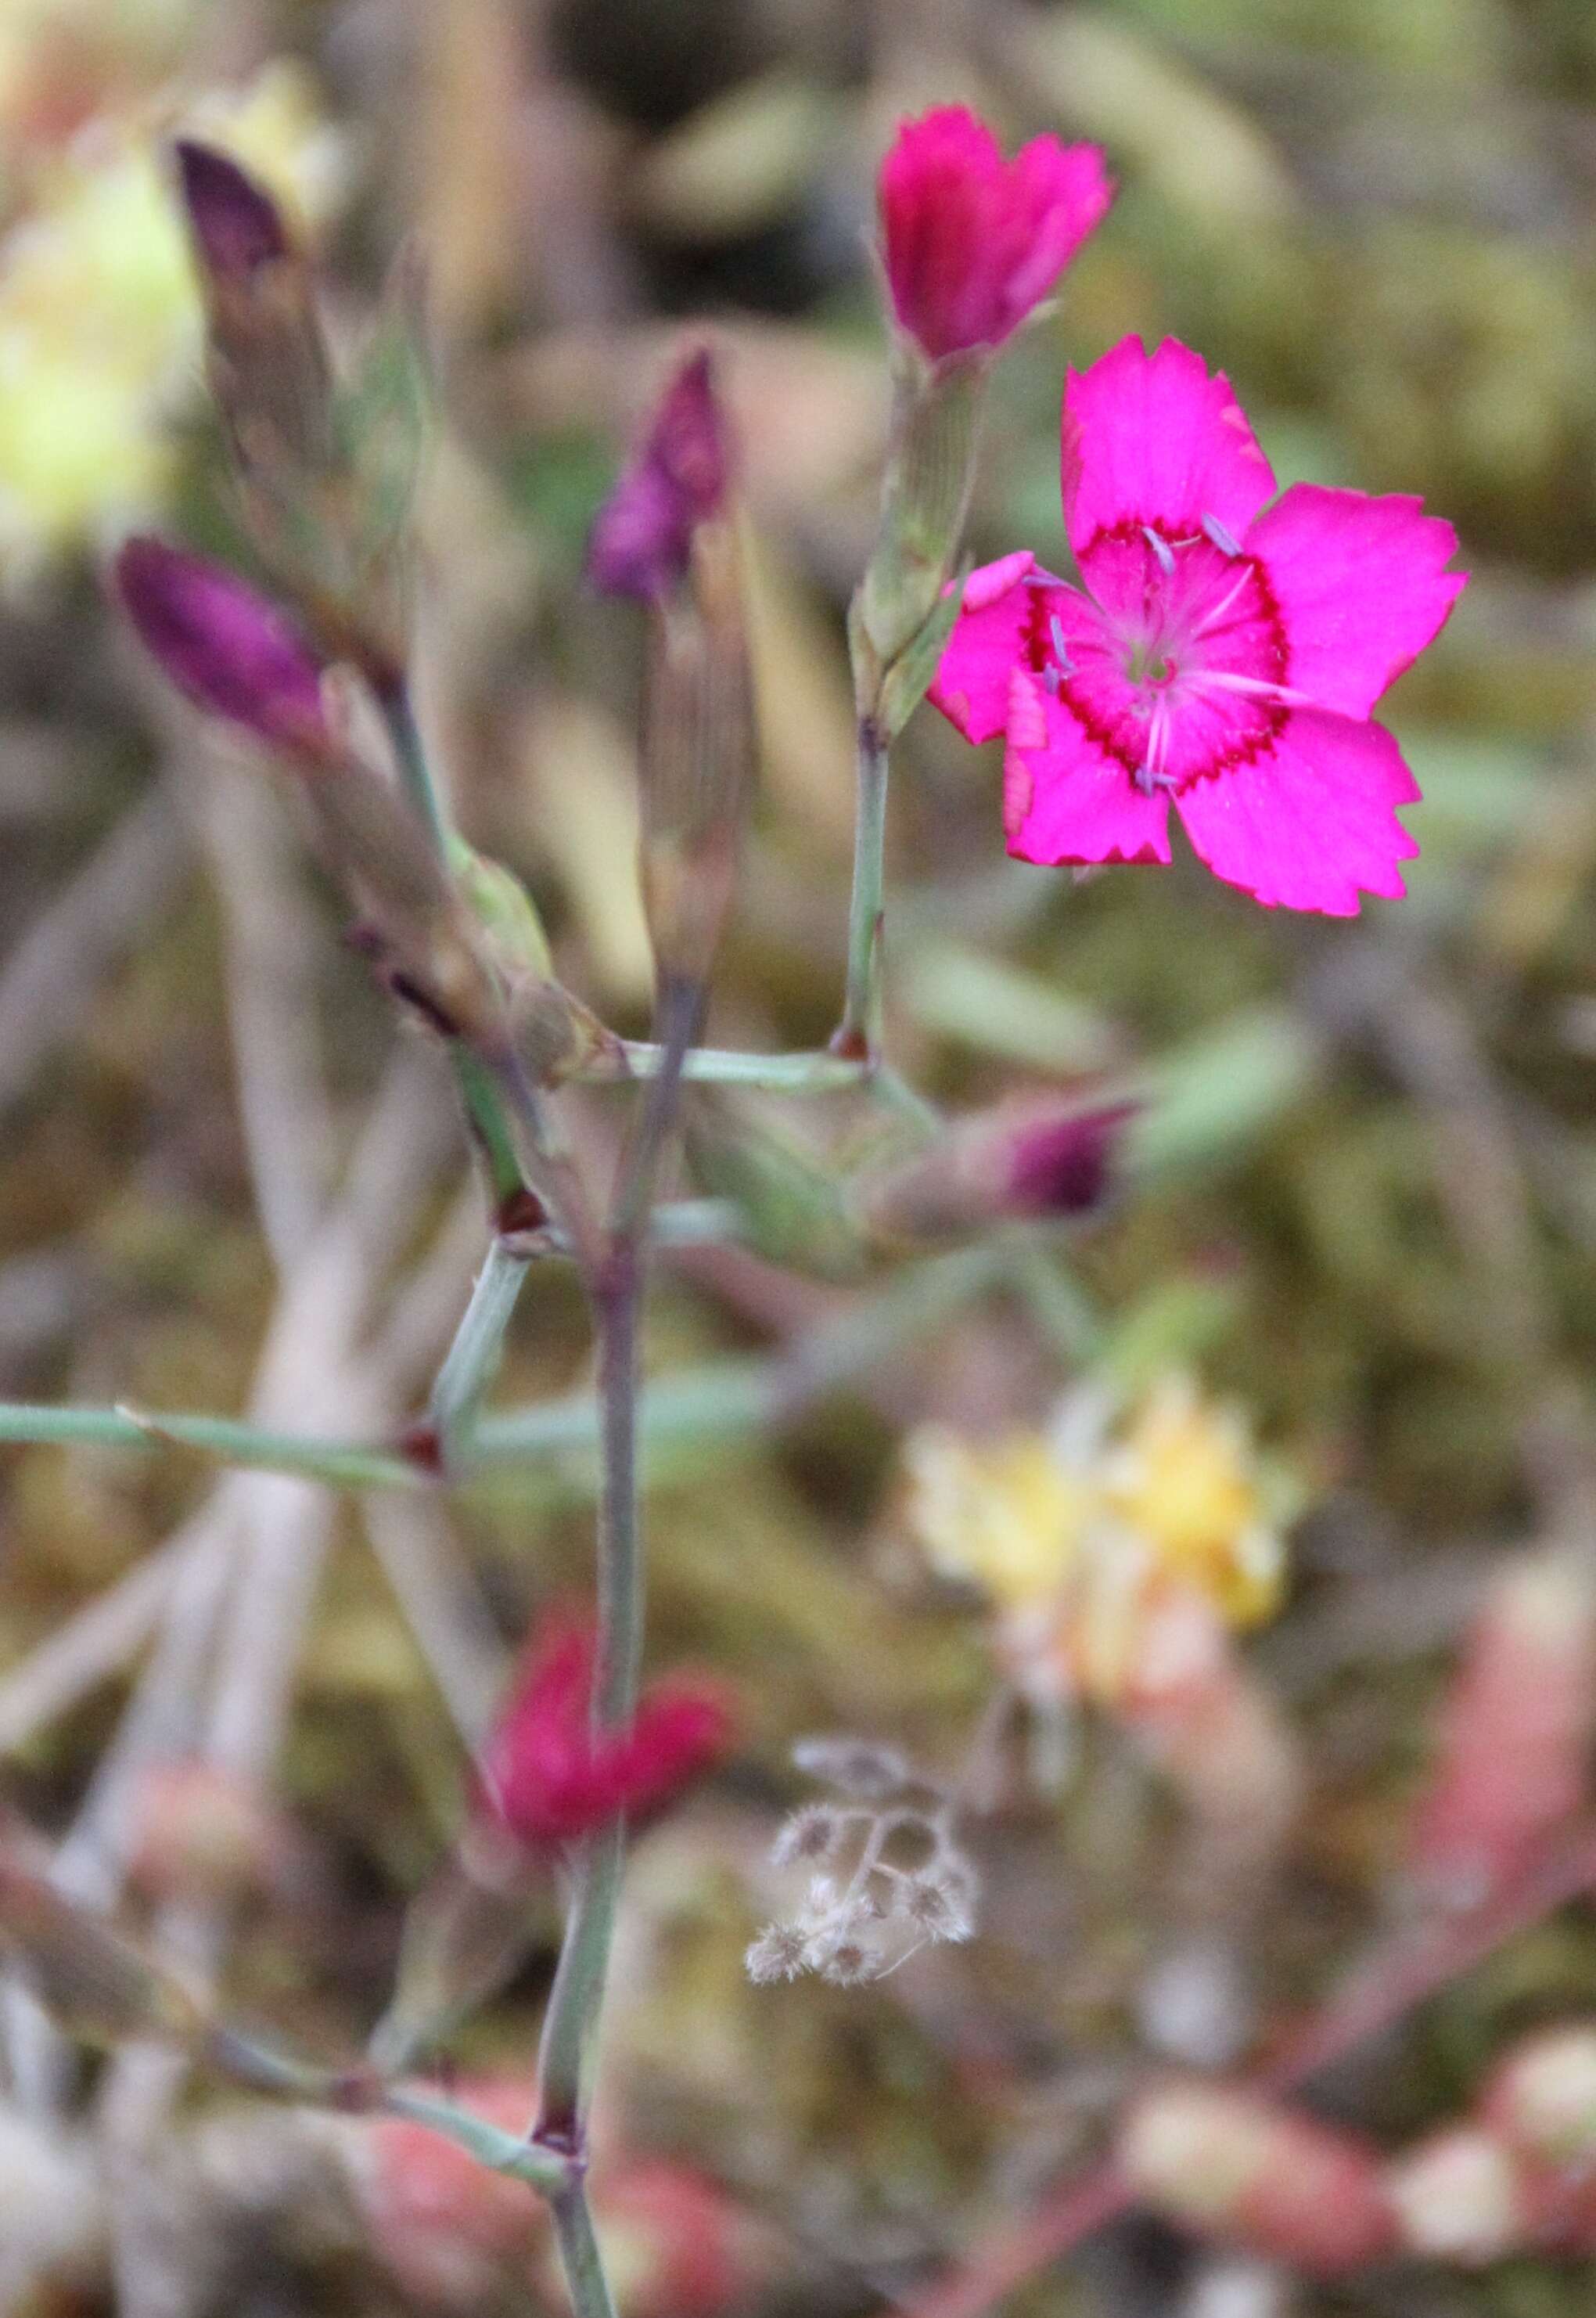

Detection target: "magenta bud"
[588, 349, 731, 601]
[1002, 1099, 1139, 1216]
[114, 537, 330, 757]
[174, 139, 290, 282]
[858, 1096, 1137, 1247]
[879, 108, 1113, 365]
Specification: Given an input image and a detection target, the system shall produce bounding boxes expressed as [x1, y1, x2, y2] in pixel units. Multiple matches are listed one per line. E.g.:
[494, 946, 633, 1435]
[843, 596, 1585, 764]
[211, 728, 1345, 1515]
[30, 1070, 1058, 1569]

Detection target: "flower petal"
[1062, 337, 1275, 563]
[928, 552, 1040, 743]
[1174, 709, 1420, 916]
[1004, 666, 1172, 868]
[1243, 484, 1465, 719]
[1001, 138, 1114, 322]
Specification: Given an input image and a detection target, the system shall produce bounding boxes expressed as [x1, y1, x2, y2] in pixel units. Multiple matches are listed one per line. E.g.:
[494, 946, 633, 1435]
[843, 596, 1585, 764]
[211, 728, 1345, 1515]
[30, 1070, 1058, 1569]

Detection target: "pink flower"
[587, 349, 730, 602]
[113, 536, 332, 758]
[879, 107, 1112, 364]
[480, 1617, 729, 1848]
[929, 336, 1467, 915]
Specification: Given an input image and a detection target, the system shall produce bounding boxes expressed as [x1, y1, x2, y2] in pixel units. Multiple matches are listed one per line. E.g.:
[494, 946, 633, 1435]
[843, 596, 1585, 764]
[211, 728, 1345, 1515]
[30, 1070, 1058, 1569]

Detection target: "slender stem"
[530, 1265, 641, 2150]
[611, 1043, 867, 1093]
[0, 1401, 418, 1488]
[833, 714, 890, 1064]
[378, 670, 451, 856]
[426, 1236, 532, 1464]
[205, 2024, 570, 2194]
[0, 1244, 1007, 1487]
[371, 678, 535, 1222]
[551, 2182, 620, 2318]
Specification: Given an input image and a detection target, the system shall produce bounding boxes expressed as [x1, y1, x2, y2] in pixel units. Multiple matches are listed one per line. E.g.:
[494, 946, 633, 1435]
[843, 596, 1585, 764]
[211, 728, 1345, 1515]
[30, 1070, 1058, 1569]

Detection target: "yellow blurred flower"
[901, 1428, 1097, 1614]
[1102, 1375, 1285, 1629]
[0, 51, 343, 576]
[900, 1374, 1289, 1640]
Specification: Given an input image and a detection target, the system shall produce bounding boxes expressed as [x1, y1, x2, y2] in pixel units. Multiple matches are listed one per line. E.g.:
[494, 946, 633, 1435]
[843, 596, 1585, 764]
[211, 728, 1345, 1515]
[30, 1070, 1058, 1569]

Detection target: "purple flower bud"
[174, 139, 290, 283]
[857, 1098, 1138, 1247]
[1003, 1100, 1138, 1218]
[113, 537, 331, 757]
[587, 349, 730, 601]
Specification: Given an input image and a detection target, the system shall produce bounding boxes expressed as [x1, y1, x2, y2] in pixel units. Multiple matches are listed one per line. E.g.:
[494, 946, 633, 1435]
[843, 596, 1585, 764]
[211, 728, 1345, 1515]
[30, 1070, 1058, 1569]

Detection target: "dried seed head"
[744, 1924, 807, 1985]
[770, 1805, 843, 1870]
[904, 1874, 974, 1942]
[790, 1737, 910, 1800]
[816, 1939, 881, 1988]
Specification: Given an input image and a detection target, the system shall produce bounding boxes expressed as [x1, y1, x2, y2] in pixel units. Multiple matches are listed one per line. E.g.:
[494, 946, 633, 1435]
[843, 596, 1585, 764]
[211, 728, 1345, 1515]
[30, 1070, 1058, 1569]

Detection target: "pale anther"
[1141, 526, 1176, 576]
[1048, 614, 1075, 675]
[1202, 513, 1243, 558]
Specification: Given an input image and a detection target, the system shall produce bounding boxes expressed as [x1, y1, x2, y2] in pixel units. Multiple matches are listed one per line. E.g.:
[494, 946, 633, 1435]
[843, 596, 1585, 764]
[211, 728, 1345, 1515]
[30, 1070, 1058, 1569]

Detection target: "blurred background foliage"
[2, 2, 1596, 2314]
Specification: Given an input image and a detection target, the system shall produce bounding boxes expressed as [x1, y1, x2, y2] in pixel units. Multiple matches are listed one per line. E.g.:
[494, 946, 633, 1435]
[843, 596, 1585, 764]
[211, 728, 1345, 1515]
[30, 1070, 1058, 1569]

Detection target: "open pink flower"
[479, 1616, 729, 1849]
[879, 107, 1112, 364]
[929, 337, 1467, 914]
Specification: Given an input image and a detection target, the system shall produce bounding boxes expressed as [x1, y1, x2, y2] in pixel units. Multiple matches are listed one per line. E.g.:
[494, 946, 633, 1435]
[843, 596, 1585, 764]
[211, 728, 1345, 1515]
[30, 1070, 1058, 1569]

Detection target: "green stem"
[426, 1236, 533, 1465]
[0, 1401, 417, 1488]
[833, 714, 890, 1064]
[612, 1043, 867, 1093]
[530, 1265, 640, 2150]
[206, 2025, 570, 2195]
[551, 2182, 620, 2318]
[0, 1247, 1012, 1488]
[372, 678, 534, 1222]
[379, 669, 451, 856]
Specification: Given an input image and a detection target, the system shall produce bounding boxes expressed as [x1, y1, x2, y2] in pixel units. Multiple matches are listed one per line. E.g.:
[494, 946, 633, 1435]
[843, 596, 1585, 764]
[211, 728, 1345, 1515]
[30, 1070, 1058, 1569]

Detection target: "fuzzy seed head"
[816, 1939, 881, 1988]
[904, 1873, 975, 1942]
[744, 1924, 807, 1985]
[770, 1805, 842, 1869]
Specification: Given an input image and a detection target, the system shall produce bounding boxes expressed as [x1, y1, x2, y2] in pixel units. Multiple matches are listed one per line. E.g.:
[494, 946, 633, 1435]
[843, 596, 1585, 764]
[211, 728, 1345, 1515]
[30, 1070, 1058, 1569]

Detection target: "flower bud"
[591, 352, 752, 995]
[1405, 1548, 1596, 1908]
[856, 1097, 1134, 1247]
[174, 136, 291, 283]
[636, 505, 754, 996]
[113, 536, 331, 758]
[1386, 2127, 1529, 2265]
[1119, 2084, 1397, 2274]
[877, 109, 1113, 367]
[588, 350, 729, 604]
[173, 138, 332, 486]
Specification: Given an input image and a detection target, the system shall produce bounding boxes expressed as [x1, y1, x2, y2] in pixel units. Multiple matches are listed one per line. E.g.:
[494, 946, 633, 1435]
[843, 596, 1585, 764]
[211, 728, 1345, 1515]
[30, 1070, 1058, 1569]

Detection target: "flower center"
[1028, 518, 1294, 794]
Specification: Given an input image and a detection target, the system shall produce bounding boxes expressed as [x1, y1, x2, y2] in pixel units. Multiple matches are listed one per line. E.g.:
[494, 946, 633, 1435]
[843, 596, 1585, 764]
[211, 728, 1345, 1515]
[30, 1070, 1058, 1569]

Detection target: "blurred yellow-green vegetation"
[4, 0, 1596, 2312]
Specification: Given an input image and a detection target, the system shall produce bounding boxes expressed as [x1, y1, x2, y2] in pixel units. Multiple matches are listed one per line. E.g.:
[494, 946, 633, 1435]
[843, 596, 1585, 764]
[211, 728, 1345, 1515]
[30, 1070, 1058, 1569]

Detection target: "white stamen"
[1042, 665, 1062, 696]
[1189, 563, 1254, 641]
[1190, 669, 1316, 709]
[1048, 614, 1075, 675]
[1141, 525, 1176, 577]
[1202, 512, 1243, 558]
[1134, 692, 1176, 794]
